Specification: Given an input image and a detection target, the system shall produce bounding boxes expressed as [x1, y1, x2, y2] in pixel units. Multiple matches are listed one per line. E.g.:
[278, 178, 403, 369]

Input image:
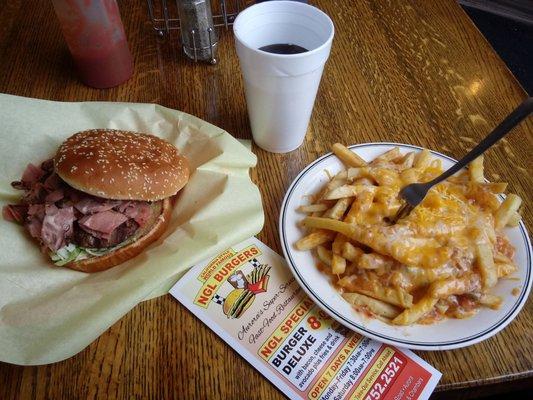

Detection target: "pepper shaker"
[176, 0, 218, 64]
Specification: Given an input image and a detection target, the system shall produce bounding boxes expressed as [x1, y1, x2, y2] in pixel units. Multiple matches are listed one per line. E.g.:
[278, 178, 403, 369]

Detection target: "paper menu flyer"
[169, 238, 441, 400]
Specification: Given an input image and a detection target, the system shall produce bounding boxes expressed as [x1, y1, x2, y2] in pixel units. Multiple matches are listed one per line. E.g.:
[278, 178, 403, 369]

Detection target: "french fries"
[400, 168, 420, 184]
[392, 296, 438, 325]
[324, 197, 353, 219]
[355, 285, 413, 309]
[507, 211, 521, 227]
[324, 185, 376, 200]
[297, 204, 329, 213]
[429, 275, 481, 298]
[398, 152, 415, 170]
[478, 182, 507, 193]
[293, 143, 522, 326]
[316, 245, 332, 266]
[350, 190, 374, 216]
[332, 143, 367, 167]
[469, 155, 484, 182]
[331, 234, 348, 254]
[346, 167, 366, 181]
[302, 217, 356, 239]
[343, 293, 401, 320]
[341, 242, 363, 262]
[358, 253, 388, 270]
[479, 294, 502, 309]
[321, 170, 348, 197]
[476, 242, 497, 289]
[295, 230, 336, 250]
[496, 262, 517, 277]
[331, 253, 346, 274]
[372, 147, 401, 163]
[495, 194, 522, 229]
[413, 149, 431, 168]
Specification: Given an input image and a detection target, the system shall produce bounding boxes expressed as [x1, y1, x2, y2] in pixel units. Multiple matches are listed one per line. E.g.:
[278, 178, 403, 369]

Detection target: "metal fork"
[391, 97, 533, 224]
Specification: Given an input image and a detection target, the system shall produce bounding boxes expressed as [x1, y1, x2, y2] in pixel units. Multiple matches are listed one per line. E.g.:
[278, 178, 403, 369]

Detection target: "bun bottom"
[65, 198, 173, 273]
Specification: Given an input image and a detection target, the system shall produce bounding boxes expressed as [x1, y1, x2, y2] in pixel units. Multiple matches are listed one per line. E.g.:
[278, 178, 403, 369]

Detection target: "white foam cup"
[233, 1, 334, 153]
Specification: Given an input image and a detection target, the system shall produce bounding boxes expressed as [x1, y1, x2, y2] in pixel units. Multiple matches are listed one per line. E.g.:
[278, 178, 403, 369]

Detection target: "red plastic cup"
[52, 0, 134, 89]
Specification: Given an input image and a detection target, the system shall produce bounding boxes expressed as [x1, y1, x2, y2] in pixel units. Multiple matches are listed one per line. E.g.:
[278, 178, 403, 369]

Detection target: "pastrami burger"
[2, 129, 189, 272]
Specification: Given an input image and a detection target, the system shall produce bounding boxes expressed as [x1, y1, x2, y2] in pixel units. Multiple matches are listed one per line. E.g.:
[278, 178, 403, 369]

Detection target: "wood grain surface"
[0, 0, 532, 399]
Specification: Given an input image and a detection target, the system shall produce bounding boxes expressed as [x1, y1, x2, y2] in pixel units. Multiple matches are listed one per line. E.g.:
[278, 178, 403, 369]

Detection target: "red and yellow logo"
[193, 245, 271, 319]
[222, 265, 271, 319]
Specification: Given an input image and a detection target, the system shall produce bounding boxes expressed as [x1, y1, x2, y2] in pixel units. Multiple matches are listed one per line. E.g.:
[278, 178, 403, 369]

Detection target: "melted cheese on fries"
[296, 145, 521, 325]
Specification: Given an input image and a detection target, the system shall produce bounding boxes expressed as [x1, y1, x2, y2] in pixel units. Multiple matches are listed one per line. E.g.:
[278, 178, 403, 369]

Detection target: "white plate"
[279, 142, 532, 350]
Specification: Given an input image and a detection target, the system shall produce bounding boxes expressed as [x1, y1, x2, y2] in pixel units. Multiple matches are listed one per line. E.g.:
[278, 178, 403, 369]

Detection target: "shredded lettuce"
[50, 244, 86, 266]
[50, 237, 135, 267]
[84, 247, 119, 256]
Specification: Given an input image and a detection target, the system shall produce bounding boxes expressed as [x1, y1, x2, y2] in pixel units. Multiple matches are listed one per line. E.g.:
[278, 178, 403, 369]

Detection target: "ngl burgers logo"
[194, 246, 271, 317]
[216, 262, 271, 319]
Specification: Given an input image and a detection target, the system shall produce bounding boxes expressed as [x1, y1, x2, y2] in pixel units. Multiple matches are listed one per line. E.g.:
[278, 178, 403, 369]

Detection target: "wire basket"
[146, 0, 243, 63]
[147, 0, 243, 35]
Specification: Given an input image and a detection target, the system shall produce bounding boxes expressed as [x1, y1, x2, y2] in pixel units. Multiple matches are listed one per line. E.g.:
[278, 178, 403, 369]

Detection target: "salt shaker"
[51, 0, 134, 88]
[177, 0, 218, 63]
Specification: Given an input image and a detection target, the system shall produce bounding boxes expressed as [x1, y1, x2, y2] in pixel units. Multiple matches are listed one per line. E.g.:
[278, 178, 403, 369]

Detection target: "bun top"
[54, 129, 189, 201]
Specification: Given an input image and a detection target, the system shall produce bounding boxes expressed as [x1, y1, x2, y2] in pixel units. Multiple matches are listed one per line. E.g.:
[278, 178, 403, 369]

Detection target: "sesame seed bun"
[223, 289, 255, 318]
[65, 197, 173, 273]
[54, 129, 189, 201]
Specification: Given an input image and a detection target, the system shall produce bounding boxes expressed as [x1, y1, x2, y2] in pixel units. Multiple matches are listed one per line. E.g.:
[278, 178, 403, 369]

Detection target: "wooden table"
[0, 0, 531, 398]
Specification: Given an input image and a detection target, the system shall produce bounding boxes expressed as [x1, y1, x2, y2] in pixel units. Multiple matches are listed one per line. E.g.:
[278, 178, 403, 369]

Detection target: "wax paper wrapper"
[0, 93, 264, 365]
